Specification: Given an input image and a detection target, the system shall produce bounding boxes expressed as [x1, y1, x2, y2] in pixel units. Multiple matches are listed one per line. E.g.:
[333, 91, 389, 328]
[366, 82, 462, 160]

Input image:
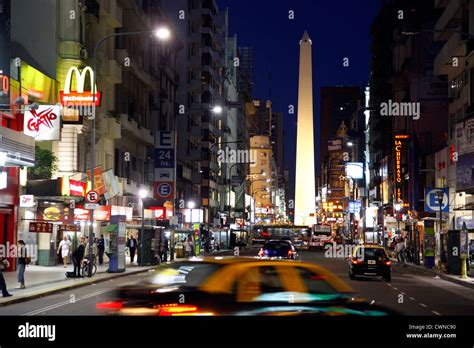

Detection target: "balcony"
[192, 172, 202, 184]
[434, 0, 463, 40]
[99, 0, 122, 28]
[118, 114, 153, 145]
[434, 31, 466, 76]
[190, 125, 202, 137]
[104, 59, 122, 84]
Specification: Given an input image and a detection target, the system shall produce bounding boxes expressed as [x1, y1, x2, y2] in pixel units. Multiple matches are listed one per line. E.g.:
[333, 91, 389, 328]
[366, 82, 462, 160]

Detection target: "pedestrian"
[72, 237, 86, 277]
[395, 237, 406, 263]
[127, 234, 138, 264]
[184, 236, 193, 258]
[17, 240, 28, 289]
[0, 256, 12, 297]
[84, 238, 98, 263]
[58, 236, 71, 268]
[97, 235, 105, 265]
[162, 237, 169, 262]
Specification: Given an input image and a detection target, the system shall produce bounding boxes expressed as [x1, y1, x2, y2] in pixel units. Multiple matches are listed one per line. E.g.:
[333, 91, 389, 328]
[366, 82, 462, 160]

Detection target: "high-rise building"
[319, 86, 360, 188]
[238, 46, 253, 94]
[162, 0, 226, 228]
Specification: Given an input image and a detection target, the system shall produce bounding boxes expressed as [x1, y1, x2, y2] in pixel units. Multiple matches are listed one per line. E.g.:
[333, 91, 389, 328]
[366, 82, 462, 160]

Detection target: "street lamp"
[138, 189, 148, 266]
[347, 141, 354, 147]
[212, 105, 223, 114]
[436, 190, 445, 263]
[86, 27, 171, 275]
[187, 201, 195, 226]
[394, 202, 402, 236]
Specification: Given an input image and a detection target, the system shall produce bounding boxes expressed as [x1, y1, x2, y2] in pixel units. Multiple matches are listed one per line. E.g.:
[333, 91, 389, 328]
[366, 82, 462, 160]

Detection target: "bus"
[250, 224, 312, 249]
[309, 224, 334, 249]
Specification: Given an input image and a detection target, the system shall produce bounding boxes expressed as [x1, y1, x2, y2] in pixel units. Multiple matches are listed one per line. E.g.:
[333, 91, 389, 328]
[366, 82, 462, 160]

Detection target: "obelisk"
[294, 31, 316, 226]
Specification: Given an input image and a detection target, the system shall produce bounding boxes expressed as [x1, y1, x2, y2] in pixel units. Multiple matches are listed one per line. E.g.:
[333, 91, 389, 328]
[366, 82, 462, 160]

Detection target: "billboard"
[345, 162, 363, 179]
[457, 153, 474, 192]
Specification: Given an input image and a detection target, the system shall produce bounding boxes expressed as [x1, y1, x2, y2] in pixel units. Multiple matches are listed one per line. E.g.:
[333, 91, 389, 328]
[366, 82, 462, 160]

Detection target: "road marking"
[419, 303, 428, 308]
[409, 297, 415, 301]
[22, 288, 113, 316]
[432, 311, 442, 316]
[386, 283, 392, 287]
[400, 292, 406, 295]
[393, 287, 398, 290]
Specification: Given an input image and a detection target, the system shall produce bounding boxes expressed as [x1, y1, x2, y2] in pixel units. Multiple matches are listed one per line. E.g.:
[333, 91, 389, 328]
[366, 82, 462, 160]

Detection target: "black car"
[348, 245, 392, 282]
[259, 240, 298, 259]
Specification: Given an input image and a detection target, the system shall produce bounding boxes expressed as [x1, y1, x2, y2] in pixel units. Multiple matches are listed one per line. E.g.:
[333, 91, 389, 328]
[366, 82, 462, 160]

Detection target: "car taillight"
[288, 250, 294, 256]
[96, 301, 123, 310]
[258, 248, 264, 257]
[385, 260, 392, 266]
[157, 304, 198, 316]
[351, 259, 362, 265]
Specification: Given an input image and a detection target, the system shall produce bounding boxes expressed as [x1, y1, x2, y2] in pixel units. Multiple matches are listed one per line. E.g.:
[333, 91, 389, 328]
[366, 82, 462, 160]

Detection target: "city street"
[1, 251, 473, 316]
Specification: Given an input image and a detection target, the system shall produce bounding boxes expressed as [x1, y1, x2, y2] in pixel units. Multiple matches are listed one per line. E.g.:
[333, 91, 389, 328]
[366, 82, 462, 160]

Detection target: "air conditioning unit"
[80, 47, 88, 60]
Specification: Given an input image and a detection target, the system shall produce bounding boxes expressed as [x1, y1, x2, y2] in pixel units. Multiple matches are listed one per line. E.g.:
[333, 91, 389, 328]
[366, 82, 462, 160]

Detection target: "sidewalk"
[390, 257, 474, 289]
[0, 262, 156, 307]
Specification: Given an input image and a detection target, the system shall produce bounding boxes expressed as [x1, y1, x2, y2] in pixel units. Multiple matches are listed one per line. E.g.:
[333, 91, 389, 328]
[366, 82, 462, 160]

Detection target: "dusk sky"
[219, 0, 383, 196]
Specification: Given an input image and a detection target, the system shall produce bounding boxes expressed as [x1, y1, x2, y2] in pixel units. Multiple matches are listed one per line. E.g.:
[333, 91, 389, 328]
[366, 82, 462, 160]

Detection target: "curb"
[0, 266, 156, 307]
[390, 258, 474, 290]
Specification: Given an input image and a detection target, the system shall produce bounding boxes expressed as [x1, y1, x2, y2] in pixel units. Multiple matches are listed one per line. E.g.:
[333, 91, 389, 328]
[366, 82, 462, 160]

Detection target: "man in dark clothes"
[73, 237, 86, 277]
[97, 235, 105, 265]
[127, 235, 137, 264]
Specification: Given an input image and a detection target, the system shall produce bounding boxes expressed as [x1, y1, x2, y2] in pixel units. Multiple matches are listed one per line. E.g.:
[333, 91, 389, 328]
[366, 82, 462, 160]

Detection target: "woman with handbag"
[17, 240, 28, 289]
[0, 256, 12, 297]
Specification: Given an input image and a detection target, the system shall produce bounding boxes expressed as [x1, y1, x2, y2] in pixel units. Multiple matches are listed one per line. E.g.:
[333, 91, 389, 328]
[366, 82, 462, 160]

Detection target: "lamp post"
[138, 189, 148, 266]
[86, 27, 171, 276]
[436, 190, 445, 264]
[394, 201, 402, 237]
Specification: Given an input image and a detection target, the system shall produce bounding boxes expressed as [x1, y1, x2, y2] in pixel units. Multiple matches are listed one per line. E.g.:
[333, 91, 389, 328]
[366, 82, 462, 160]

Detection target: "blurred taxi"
[97, 257, 397, 316]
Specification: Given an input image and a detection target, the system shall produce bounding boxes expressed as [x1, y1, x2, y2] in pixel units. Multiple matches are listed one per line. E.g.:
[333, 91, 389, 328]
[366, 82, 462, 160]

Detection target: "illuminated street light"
[155, 27, 171, 40]
[347, 141, 354, 147]
[212, 105, 223, 114]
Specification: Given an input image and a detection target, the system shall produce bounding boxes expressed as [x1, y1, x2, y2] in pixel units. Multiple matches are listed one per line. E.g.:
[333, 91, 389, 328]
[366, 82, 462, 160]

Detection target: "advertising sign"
[60, 66, 101, 107]
[37, 205, 74, 223]
[74, 205, 111, 221]
[424, 188, 449, 213]
[102, 169, 120, 200]
[69, 180, 86, 197]
[456, 153, 474, 192]
[87, 166, 107, 196]
[111, 205, 133, 222]
[349, 200, 361, 213]
[24, 105, 61, 141]
[29, 222, 53, 233]
[346, 162, 363, 179]
[58, 225, 80, 232]
[424, 219, 435, 268]
[20, 194, 35, 208]
[193, 223, 200, 256]
[0, 0, 10, 107]
[455, 118, 474, 156]
[393, 135, 409, 202]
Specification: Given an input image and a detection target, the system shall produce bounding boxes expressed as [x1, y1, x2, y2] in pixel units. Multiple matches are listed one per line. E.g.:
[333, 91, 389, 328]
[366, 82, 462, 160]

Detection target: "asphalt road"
[1, 249, 473, 315]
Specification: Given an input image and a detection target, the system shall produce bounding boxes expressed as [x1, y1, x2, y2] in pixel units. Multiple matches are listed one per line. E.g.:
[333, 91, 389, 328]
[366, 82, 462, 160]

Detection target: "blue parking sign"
[424, 188, 449, 213]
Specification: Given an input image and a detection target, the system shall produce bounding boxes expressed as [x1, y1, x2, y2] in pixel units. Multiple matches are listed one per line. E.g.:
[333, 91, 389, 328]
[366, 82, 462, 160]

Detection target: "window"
[258, 266, 285, 294]
[296, 267, 337, 294]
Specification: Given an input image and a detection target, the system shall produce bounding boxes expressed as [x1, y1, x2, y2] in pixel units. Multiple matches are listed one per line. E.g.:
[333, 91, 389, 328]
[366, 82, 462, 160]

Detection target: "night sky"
[219, 0, 383, 198]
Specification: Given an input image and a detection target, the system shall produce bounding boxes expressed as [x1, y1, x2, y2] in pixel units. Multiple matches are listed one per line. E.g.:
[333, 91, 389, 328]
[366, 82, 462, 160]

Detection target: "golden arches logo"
[60, 66, 101, 107]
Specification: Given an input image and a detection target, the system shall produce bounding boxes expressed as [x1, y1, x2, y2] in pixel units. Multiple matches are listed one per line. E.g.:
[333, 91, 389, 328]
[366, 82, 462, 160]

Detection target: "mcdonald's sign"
[59, 66, 101, 107]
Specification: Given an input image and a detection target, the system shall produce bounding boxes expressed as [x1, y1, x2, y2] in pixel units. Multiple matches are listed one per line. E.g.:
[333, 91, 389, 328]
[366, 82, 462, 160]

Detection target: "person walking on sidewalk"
[17, 240, 28, 289]
[184, 236, 193, 258]
[97, 235, 105, 265]
[72, 237, 86, 277]
[127, 235, 137, 264]
[0, 256, 12, 297]
[395, 237, 406, 265]
[58, 236, 71, 268]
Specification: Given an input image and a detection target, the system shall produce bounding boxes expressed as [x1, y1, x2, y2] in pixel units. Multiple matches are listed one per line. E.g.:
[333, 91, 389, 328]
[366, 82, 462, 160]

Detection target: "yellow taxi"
[97, 257, 396, 316]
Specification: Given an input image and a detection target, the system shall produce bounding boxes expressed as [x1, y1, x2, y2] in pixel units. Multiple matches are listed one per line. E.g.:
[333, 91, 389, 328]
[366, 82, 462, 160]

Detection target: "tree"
[28, 146, 58, 180]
